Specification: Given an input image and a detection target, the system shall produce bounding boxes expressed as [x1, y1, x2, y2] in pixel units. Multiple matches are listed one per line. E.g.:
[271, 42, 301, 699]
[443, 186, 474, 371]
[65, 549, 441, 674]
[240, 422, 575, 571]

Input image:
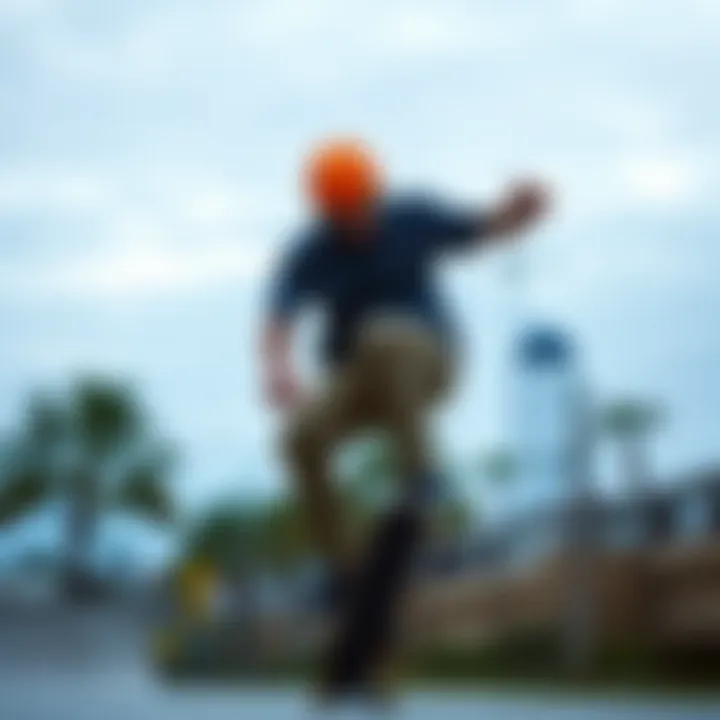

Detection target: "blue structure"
[517, 326, 575, 370]
[497, 324, 585, 524]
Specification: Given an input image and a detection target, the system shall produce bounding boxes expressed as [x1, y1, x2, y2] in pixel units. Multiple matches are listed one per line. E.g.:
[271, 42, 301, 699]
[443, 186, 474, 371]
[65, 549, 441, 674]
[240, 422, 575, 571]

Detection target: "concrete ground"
[1, 604, 719, 720]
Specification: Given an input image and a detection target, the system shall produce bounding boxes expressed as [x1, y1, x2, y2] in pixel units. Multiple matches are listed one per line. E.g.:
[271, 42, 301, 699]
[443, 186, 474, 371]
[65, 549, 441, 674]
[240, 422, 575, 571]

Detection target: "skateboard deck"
[320, 503, 424, 697]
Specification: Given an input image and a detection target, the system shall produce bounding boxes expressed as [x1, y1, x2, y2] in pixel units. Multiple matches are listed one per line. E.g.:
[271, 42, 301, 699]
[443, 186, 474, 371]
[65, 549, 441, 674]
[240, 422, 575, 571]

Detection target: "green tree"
[260, 496, 313, 571]
[0, 377, 176, 601]
[179, 496, 307, 668]
[477, 445, 518, 520]
[0, 465, 50, 526]
[479, 446, 518, 486]
[601, 398, 665, 490]
[343, 437, 396, 517]
[183, 500, 270, 573]
[345, 437, 472, 542]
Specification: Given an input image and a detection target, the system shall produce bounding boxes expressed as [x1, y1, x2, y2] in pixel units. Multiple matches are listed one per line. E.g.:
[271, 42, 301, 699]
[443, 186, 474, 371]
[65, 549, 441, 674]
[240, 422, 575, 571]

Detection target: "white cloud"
[0, 166, 110, 214]
[373, 5, 482, 58]
[0, 162, 272, 241]
[158, 176, 269, 234]
[7, 0, 719, 95]
[0, 158, 278, 308]
[184, 186, 245, 231]
[539, 147, 711, 232]
[2, 239, 271, 303]
[620, 154, 701, 206]
[8, 1, 507, 91]
[63, 241, 270, 299]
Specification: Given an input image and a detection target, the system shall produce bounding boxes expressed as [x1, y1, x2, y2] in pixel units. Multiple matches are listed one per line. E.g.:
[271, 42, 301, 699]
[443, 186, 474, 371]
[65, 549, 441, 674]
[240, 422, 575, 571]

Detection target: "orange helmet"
[303, 138, 384, 221]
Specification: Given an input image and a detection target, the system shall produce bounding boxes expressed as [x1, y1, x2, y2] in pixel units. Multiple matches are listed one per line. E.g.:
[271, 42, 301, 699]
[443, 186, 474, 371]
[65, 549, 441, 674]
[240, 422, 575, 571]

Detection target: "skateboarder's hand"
[490, 180, 551, 237]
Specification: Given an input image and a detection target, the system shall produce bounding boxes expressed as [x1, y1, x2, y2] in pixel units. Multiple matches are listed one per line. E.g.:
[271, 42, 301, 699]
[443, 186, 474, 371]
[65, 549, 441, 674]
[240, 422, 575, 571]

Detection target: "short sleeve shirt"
[268, 193, 486, 366]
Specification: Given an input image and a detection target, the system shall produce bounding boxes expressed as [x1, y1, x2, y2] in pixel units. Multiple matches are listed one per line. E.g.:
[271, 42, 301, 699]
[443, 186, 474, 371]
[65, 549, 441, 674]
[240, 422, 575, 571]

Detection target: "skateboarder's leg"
[352, 317, 454, 685]
[281, 366, 371, 585]
[357, 316, 452, 497]
[285, 316, 453, 699]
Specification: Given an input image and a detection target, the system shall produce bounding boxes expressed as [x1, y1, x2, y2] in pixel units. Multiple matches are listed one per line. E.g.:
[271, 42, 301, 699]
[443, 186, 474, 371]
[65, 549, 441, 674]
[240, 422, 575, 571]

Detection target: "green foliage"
[343, 435, 396, 511]
[599, 397, 667, 487]
[344, 436, 474, 538]
[0, 377, 176, 602]
[480, 446, 517, 485]
[0, 466, 50, 525]
[0, 377, 175, 525]
[259, 496, 311, 570]
[432, 494, 473, 539]
[178, 433, 474, 597]
[601, 398, 665, 440]
[410, 629, 563, 680]
[181, 492, 315, 575]
[117, 458, 175, 523]
[154, 629, 720, 689]
[70, 377, 143, 455]
[183, 502, 265, 571]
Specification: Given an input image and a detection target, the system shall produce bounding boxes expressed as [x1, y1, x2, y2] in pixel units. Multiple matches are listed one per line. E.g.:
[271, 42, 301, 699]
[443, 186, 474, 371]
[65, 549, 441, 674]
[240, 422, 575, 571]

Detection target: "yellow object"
[177, 560, 217, 620]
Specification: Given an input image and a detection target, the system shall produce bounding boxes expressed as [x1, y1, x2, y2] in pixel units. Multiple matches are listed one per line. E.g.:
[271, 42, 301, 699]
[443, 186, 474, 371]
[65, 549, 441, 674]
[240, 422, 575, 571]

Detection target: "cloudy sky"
[1, 0, 719, 512]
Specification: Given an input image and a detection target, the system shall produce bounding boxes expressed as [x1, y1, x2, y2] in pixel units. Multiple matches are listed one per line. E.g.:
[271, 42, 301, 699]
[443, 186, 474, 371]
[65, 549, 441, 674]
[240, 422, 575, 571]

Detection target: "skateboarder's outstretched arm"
[417, 179, 551, 255]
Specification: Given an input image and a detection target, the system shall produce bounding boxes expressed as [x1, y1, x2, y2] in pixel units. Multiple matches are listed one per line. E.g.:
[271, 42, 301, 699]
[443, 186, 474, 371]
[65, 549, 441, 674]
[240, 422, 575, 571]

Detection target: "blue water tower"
[504, 324, 582, 520]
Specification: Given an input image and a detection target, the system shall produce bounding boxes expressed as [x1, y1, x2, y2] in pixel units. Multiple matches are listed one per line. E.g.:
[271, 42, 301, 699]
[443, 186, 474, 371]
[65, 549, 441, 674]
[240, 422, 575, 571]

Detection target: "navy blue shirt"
[268, 194, 486, 366]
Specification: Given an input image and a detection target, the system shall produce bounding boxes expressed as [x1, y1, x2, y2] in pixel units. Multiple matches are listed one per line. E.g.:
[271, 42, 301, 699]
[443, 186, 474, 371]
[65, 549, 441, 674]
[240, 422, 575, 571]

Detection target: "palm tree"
[601, 398, 665, 491]
[0, 397, 63, 525]
[0, 463, 51, 526]
[478, 445, 518, 520]
[479, 446, 517, 486]
[0, 377, 175, 601]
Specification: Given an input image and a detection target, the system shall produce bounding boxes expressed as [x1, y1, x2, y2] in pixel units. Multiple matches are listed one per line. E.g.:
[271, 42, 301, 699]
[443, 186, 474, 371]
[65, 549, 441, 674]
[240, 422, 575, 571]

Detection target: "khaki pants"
[281, 315, 454, 574]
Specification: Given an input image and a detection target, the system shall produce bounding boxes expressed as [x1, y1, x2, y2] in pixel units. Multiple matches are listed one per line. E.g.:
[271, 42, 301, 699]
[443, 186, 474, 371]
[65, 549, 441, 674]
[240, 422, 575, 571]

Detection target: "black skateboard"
[320, 502, 425, 697]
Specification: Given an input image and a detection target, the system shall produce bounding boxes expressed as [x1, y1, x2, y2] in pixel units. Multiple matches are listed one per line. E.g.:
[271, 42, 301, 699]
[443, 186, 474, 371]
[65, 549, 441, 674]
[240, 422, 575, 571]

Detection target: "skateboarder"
[261, 138, 551, 697]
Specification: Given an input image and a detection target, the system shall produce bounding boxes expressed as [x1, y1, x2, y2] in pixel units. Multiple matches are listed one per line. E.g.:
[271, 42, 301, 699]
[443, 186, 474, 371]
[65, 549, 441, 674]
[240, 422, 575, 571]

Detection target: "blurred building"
[411, 467, 720, 661]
